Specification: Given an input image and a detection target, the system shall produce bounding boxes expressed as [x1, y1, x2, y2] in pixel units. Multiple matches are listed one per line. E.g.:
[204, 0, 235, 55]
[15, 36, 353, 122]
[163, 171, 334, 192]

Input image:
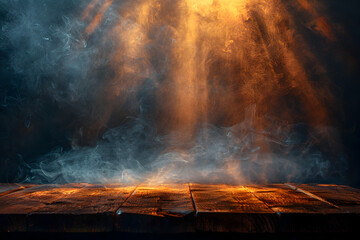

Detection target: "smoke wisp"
[0, 0, 350, 184]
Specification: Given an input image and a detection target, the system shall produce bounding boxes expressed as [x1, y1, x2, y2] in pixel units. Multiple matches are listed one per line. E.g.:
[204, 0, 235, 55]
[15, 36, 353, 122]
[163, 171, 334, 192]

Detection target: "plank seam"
[242, 186, 278, 215]
[0, 187, 27, 198]
[115, 185, 138, 216]
[188, 183, 198, 216]
[112, 185, 138, 232]
[284, 183, 340, 209]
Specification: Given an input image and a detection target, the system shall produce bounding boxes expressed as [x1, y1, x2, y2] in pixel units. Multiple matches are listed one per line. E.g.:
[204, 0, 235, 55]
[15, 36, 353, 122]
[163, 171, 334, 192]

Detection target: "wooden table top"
[0, 183, 359, 233]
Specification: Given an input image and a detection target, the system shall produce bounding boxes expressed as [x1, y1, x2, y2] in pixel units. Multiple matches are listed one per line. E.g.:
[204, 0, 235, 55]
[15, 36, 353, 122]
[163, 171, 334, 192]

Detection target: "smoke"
[0, 0, 349, 184]
[26, 110, 341, 184]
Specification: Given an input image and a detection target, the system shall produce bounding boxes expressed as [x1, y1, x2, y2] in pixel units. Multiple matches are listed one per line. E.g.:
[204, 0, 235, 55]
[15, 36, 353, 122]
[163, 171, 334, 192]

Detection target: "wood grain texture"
[28, 184, 136, 232]
[246, 184, 357, 232]
[0, 184, 87, 214]
[190, 184, 277, 232]
[0, 183, 86, 232]
[115, 184, 195, 233]
[1, 183, 360, 233]
[0, 183, 31, 197]
[245, 184, 339, 213]
[288, 183, 360, 212]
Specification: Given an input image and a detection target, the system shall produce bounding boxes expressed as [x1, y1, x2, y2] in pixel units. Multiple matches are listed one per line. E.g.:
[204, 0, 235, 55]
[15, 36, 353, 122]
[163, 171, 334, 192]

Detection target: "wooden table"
[0, 183, 359, 233]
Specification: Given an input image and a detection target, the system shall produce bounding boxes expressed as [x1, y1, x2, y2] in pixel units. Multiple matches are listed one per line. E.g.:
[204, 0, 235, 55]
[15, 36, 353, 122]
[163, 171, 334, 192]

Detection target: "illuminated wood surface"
[0, 183, 359, 232]
[288, 183, 360, 212]
[0, 183, 33, 197]
[189, 184, 276, 232]
[115, 184, 194, 233]
[28, 184, 135, 232]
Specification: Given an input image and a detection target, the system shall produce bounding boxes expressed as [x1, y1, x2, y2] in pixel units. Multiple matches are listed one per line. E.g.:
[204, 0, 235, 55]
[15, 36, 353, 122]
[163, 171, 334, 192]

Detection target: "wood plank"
[1, 183, 360, 233]
[190, 184, 277, 232]
[287, 183, 360, 213]
[0, 183, 86, 232]
[28, 184, 136, 232]
[115, 184, 194, 233]
[0, 183, 32, 197]
[246, 184, 354, 232]
[246, 184, 339, 213]
[0, 184, 86, 214]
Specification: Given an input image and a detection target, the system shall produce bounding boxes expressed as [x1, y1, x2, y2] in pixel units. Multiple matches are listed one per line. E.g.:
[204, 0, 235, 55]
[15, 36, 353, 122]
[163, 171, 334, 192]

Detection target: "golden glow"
[79, 0, 338, 183]
[80, 0, 335, 127]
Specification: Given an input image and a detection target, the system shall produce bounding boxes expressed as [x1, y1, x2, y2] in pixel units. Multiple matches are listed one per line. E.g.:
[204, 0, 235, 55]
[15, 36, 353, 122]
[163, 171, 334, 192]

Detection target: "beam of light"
[11, 0, 345, 184]
[84, 0, 114, 35]
[81, 0, 100, 21]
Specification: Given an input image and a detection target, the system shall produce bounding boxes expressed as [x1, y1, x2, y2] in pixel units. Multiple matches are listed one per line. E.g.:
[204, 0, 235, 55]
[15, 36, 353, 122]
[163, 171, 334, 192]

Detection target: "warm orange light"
[78, 0, 338, 183]
[85, 0, 114, 35]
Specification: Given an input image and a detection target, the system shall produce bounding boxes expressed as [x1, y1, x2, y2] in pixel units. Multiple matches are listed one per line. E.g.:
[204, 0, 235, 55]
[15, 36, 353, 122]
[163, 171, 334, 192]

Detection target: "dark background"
[0, 0, 359, 186]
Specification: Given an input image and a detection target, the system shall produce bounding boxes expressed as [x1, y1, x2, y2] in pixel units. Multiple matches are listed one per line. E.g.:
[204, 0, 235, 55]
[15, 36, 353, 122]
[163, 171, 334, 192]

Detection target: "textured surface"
[0, 183, 359, 232]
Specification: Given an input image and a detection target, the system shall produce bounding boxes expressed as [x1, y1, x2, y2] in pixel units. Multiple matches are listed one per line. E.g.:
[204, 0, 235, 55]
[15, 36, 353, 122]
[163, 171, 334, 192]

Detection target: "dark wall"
[0, 0, 359, 186]
[320, 0, 360, 187]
